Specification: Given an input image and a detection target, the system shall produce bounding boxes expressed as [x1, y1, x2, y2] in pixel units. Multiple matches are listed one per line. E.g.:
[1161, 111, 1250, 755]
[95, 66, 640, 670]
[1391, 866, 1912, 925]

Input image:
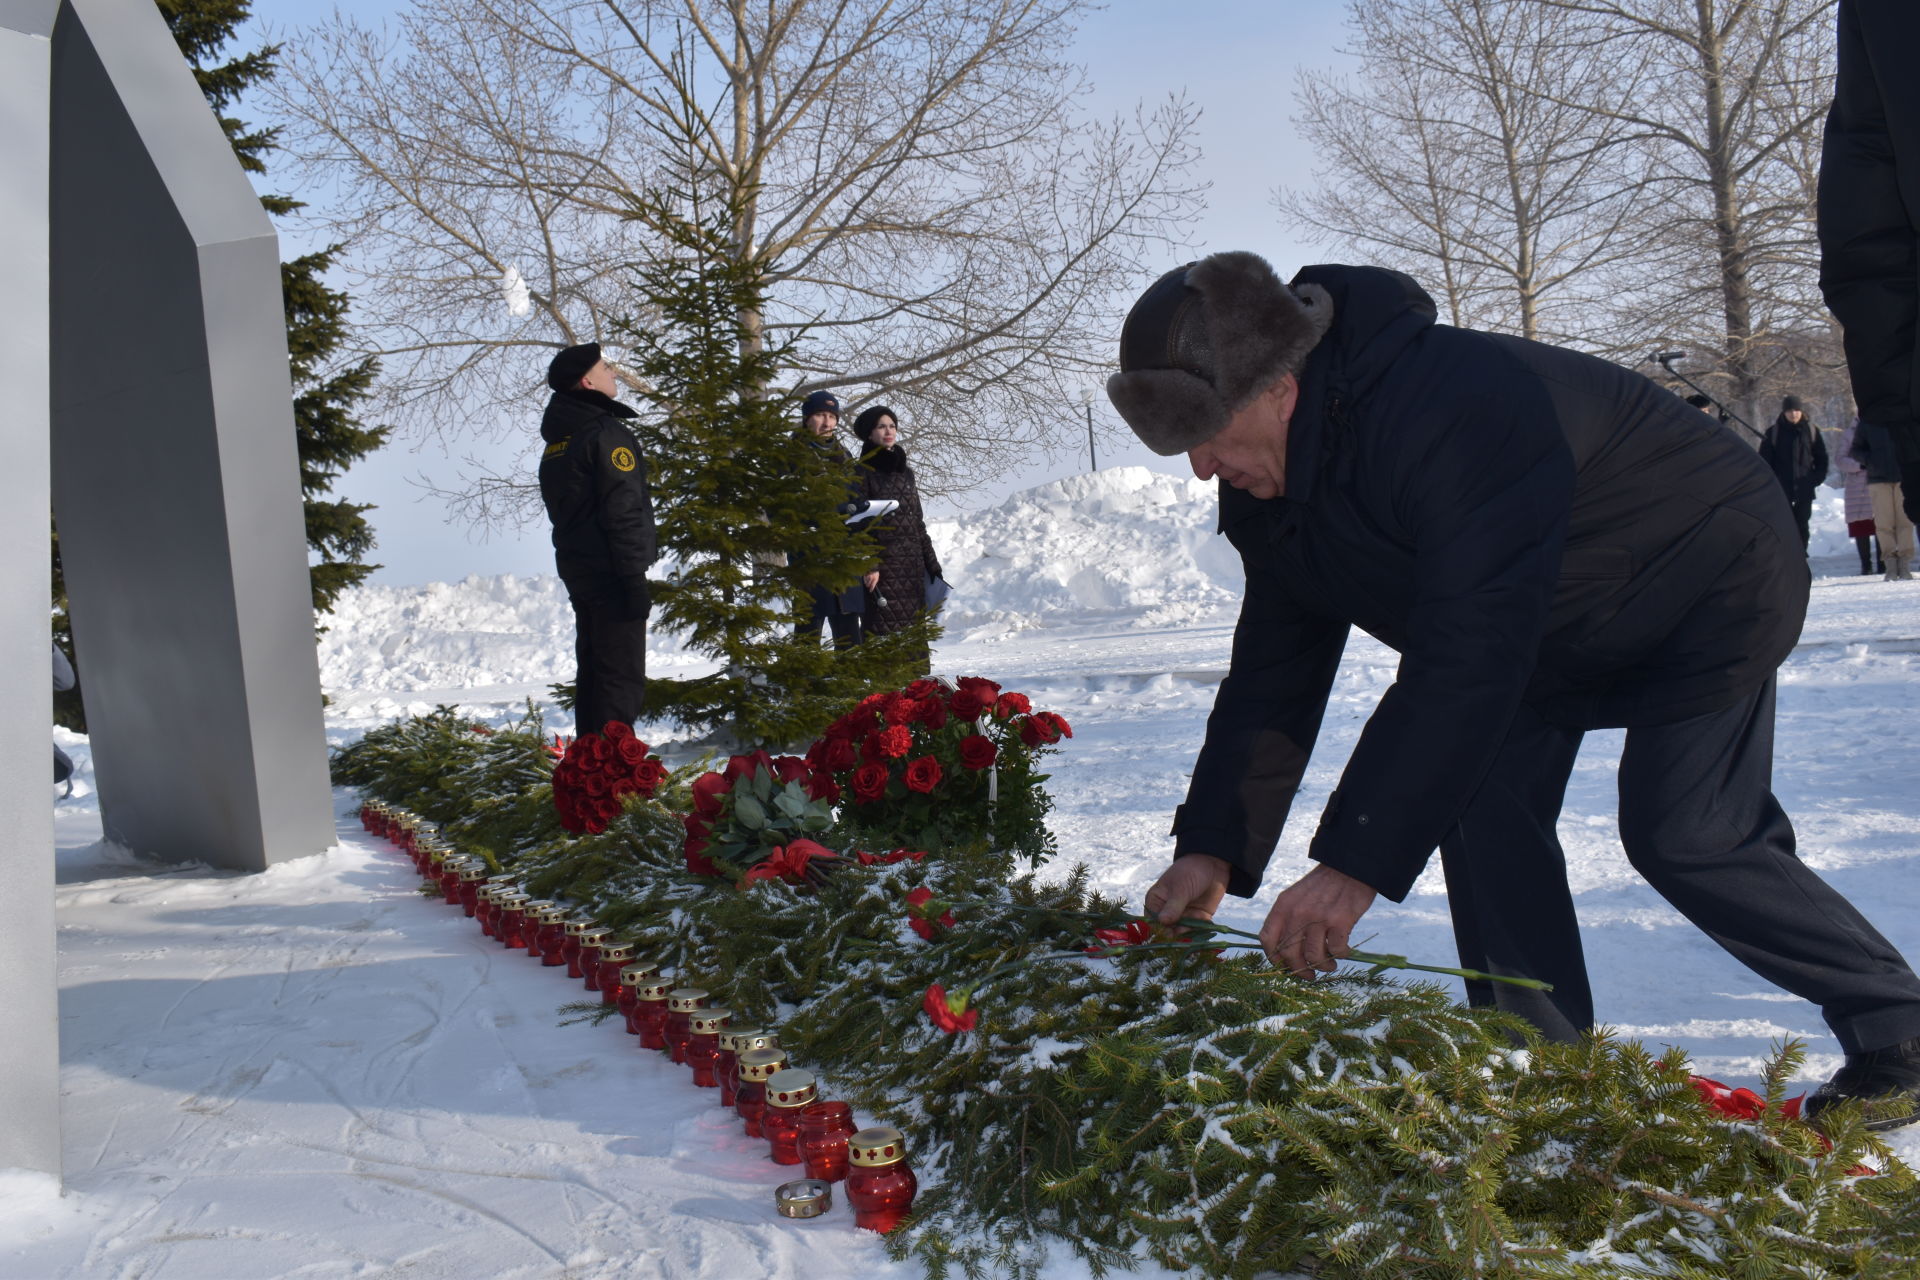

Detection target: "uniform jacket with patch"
[538, 388, 657, 592]
[1173, 265, 1809, 904]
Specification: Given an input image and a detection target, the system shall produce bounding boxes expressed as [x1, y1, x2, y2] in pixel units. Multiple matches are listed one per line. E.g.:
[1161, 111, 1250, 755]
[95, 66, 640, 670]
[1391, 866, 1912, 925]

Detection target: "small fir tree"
[612, 181, 937, 747]
[53, 0, 389, 729]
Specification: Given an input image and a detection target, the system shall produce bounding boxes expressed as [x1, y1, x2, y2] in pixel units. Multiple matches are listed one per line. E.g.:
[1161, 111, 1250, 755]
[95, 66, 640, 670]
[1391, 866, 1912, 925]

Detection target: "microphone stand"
[1653, 354, 1763, 445]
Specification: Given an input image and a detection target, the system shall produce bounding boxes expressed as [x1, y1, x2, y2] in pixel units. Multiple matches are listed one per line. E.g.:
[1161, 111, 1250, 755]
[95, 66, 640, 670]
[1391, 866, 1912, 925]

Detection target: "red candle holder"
[685, 1009, 733, 1087]
[664, 988, 710, 1064]
[520, 902, 559, 959]
[456, 864, 487, 916]
[596, 945, 635, 1004]
[437, 857, 466, 905]
[631, 978, 673, 1048]
[799, 1101, 858, 1183]
[494, 892, 530, 949]
[716, 1028, 778, 1108]
[476, 884, 502, 938]
[578, 928, 612, 988]
[734, 1048, 789, 1138]
[616, 962, 662, 1033]
[536, 909, 571, 966]
[846, 1127, 917, 1232]
[559, 918, 593, 977]
[761, 1069, 818, 1165]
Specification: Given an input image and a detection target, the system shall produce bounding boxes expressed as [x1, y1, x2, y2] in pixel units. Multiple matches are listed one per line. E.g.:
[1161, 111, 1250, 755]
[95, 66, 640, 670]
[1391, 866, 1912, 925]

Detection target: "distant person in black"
[1821, 0, 1920, 530]
[1757, 396, 1827, 551]
[537, 343, 656, 736]
[793, 390, 869, 649]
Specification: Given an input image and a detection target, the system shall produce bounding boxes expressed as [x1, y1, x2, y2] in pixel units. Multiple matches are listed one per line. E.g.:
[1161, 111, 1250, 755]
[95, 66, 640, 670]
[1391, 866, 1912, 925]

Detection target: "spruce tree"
[52, 0, 388, 730]
[613, 180, 938, 748]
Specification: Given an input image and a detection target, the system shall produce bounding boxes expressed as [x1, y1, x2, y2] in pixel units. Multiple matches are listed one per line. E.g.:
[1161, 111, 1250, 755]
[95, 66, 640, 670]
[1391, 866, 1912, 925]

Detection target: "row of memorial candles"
[359, 799, 916, 1232]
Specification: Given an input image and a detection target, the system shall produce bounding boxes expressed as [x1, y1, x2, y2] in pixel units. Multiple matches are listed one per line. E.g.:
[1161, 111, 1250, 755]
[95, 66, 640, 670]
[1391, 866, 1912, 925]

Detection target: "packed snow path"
[8, 469, 1920, 1276]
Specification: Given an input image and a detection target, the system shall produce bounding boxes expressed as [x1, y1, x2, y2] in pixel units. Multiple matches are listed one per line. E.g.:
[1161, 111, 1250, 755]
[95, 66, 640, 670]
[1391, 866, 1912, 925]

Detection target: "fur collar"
[861, 444, 910, 473]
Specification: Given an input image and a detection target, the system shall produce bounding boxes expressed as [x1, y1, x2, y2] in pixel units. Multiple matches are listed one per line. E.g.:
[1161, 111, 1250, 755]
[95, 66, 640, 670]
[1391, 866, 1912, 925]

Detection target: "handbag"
[924, 574, 951, 609]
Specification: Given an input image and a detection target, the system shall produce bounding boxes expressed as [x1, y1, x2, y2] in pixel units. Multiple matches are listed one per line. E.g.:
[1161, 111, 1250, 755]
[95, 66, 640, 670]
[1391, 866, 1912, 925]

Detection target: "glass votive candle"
[456, 863, 487, 916]
[559, 918, 594, 977]
[799, 1101, 858, 1183]
[491, 891, 525, 948]
[616, 962, 662, 1032]
[846, 1127, 917, 1233]
[474, 884, 499, 937]
[578, 928, 612, 988]
[717, 1028, 778, 1108]
[734, 1047, 789, 1138]
[685, 1009, 733, 1087]
[762, 1069, 819, 1165]
[519, 901, 558, 958]
[631, 976, 673, 1048]
[596, 945, 635, 1004]
[537, 907, 572, 967]
[437, 856, 468, 905]
[664, 988, 710, 1064]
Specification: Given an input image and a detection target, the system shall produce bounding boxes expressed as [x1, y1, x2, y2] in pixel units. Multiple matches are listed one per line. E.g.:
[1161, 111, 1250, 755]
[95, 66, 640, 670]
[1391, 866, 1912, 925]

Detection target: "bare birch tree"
[269, 0, 1202, 519]
[1276, 0, 1652, 345]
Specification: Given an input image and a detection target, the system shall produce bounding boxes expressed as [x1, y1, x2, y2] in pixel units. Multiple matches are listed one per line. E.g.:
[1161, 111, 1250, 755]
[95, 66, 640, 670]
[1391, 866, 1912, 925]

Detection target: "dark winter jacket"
[1820, 0, 1920, 440]
[1758, 414, 1828, 503]
[1850, 419, 1905, 484]
[855, 445, 943, 633]
[798, 434, 867, 615]
[1174, 265, 1808, 904]
[538, 388, 656, 606]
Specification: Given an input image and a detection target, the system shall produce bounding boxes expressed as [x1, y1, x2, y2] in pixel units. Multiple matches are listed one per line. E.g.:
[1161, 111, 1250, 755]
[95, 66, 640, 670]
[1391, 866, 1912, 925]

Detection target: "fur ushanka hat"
[1105, 251, 1334, 456]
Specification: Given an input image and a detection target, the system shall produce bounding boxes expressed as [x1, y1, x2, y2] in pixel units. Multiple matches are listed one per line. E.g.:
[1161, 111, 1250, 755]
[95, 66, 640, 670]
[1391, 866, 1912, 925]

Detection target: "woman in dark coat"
[1757, 394, 1828, 551]
[850, 406, 943, 660]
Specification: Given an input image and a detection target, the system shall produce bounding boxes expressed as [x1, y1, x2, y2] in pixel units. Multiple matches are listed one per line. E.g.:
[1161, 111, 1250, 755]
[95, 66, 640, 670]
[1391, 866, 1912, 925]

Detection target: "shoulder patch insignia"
[611, 446, 637, 472]
[543, 439, 568, 458]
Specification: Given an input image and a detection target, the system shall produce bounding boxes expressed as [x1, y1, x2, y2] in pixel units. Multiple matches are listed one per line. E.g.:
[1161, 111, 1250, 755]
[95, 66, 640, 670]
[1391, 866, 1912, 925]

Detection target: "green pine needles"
[335, 707, 1920, 1279]
[611, 182, 935, 748]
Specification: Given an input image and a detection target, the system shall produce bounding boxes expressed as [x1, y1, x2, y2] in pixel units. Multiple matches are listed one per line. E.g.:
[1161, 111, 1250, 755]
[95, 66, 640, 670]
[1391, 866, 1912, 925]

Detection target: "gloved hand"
[621, 576, 652, 621]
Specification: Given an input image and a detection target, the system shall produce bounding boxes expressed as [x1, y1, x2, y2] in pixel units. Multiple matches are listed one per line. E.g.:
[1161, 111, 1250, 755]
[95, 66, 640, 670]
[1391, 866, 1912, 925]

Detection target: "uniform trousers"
[567, 579, 648, 736]
[1437, 678, 1920, 1054]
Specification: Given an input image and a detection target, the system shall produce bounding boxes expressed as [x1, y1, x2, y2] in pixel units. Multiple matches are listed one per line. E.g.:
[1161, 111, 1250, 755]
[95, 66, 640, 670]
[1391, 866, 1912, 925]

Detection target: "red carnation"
[884, 695, 916, 727]
[1085, 920, 1155, 954]
[823, 737, 857, 772]
[948, 689, 986, 721]
[922, 983, 978, 1034]
[603, 721, 634, 741]
[994, 691, 1031, 718]
[903, 755, 943, 794]
[851, 763, 890, 803]
[876, 725, 913, 759]
[743, 839, 833, 885]
[905, 886, 956, 940]
[691, 771, 733, 818]
[957, 735, 998, 770]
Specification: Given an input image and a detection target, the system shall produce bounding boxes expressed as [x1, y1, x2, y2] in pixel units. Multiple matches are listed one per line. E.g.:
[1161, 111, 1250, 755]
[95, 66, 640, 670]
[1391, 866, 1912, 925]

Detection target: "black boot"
[1857, 534, 1874, 575]
[1804, 1035, 1920, 1132]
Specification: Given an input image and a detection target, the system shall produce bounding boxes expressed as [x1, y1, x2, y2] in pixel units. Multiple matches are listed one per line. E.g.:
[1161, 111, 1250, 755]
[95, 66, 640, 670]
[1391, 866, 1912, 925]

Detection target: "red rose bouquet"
[806, 676, 1068, 866]
[551, 721, 670, 835]
[682, 749, 843, 887]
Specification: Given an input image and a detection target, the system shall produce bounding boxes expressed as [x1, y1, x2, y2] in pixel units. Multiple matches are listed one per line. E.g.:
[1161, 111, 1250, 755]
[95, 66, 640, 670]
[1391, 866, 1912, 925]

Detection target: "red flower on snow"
[923, 983, 979, 1034]
[905, 886, 956, 940]
[903, 755, 943, 794]
[851, 763, 891, 804]
[743, 838, 835, 885]
[957, 734, 998, 771]
[1085, 920, 1155, 954]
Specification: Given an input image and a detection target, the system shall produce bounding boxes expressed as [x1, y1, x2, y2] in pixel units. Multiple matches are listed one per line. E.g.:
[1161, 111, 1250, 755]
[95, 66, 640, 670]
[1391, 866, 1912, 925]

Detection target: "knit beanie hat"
[1105, 251, 1334, 456]
[851, 405, 897, 441]
[547, 342, 602, 391]
[1782, 395, 1805, 413]
[801, 390, 841, 419]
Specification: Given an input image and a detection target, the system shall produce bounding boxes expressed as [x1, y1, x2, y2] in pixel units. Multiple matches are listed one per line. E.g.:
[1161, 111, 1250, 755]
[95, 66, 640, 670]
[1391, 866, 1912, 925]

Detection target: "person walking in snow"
[1112, 251, 1920, 1130]
[1833, 418, 1884, 575]
[1758, 395, 1828, 552]
[537, 342, 657, 736]
[793, 391, 871, 650]
[1849, 419, 1914, 580]
[850, 406, 943, 671]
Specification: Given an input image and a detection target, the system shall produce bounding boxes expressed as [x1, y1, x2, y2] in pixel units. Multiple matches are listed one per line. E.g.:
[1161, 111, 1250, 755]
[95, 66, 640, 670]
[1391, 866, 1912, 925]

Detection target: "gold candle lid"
[666, 987, 709, 1012]
[598, 943, 634, 964]
[719, 1027, 777, 1053]
[618, 961, 662, 987]
[849, 1126, 907, 1167]
[457, 862, 487, 882]
[522, 898, 556, 917]
[737, 1047, 789, 1082]
[580, 927, 613, 947]
[633, 979, 673, 1001]
[774, 1178, 832, 1219]
[497, 891, 530, 908]
[534, 903, 571, 924]
[689, 1009, 732, 1035]
[563, 918, 596, 938]
[764, 1069, 817, 1109]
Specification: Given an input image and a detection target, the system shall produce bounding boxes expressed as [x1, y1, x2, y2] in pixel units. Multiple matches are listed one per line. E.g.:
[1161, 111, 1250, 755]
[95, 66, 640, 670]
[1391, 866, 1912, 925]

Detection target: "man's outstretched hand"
[1261, 863, 1377, 978]
[1143, 854, 1232, 928]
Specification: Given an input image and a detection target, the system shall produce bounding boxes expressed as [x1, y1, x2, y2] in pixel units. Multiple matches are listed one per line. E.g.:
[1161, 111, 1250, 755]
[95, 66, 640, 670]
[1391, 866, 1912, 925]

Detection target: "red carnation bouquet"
[682, 749, 842, 887]
[806, 676, 1069, 864]
[551, 721, 671, 835]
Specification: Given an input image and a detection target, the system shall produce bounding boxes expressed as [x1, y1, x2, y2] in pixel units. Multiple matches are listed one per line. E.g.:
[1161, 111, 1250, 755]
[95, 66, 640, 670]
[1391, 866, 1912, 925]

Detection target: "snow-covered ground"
[9, 469, 1920, 1278]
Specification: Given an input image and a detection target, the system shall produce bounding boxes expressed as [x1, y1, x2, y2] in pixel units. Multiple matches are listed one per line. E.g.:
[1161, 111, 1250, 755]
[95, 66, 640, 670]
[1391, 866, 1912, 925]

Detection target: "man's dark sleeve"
[1819, 0, 1920, 434]
[592, 427, 657, 602]
[1172, 559, 1349, 899]
[1814, 428, 1829, 483]
[1306, 399, 1572, 902]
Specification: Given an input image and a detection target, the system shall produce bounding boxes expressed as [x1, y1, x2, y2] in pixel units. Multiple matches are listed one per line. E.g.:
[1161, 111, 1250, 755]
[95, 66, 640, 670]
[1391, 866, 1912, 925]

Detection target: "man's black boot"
[1805, 1036, 1920, 1131]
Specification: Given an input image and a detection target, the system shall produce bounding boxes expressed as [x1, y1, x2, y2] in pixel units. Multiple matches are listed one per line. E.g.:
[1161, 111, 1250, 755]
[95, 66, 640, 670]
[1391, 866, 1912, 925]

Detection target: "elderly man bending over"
[1111, 252, 1920, 1129]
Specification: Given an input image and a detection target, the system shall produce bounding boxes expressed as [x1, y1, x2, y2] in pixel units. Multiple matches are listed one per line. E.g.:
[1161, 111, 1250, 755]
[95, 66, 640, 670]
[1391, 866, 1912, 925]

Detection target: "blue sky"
[248, 0, 1353, 584]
